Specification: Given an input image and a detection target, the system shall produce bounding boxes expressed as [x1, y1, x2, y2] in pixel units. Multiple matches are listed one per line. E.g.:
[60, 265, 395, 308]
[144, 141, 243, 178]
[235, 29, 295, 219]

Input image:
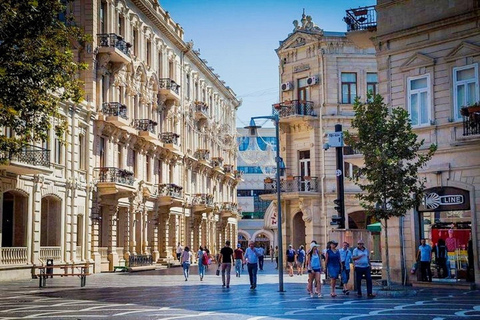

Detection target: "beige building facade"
[0, 0, 240, 280]
[346, 0, 479, 286]
[262, 13, 378, 254]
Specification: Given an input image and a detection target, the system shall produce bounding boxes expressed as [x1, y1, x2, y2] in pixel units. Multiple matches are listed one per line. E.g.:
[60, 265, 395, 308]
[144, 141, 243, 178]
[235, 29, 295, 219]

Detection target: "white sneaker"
[310, 293, 314, 298]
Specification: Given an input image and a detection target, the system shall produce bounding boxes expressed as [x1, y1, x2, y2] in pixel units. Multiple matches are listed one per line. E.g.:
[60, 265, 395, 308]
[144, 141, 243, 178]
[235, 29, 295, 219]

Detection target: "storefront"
[418, 187, 474, 282]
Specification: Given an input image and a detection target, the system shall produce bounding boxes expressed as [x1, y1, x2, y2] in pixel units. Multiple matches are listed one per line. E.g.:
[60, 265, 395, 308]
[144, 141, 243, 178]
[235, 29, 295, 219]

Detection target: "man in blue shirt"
[257, 245, 265, 271]
[352, 240, 375, 298]
[416, 238, 432, 282]
[244, 241, 260, 289]
[339, 241, 352, 295]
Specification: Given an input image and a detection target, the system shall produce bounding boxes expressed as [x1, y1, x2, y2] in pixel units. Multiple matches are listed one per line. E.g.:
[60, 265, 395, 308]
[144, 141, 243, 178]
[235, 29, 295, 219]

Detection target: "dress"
[326, 249, 341, 279]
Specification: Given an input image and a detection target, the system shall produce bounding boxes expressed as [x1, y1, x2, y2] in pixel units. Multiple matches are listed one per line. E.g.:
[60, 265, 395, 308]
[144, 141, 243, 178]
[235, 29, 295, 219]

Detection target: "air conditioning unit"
[281, 82, 293, 91]
[307, 75, 319, 86]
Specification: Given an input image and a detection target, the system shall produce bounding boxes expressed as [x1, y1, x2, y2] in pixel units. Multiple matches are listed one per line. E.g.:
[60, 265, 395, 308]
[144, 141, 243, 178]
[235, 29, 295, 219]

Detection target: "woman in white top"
[180, 246, 192, 281]
[306, 241, 322, 298]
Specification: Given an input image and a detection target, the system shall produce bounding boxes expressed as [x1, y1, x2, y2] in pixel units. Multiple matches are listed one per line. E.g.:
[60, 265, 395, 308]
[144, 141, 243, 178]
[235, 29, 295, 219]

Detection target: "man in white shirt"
[176, 243, 183, 261]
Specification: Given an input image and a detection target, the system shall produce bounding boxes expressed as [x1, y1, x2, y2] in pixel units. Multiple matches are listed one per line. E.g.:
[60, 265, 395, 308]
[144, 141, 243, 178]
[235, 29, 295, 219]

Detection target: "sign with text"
[328, 132, 343, 147]
[418, 187, 470, 212]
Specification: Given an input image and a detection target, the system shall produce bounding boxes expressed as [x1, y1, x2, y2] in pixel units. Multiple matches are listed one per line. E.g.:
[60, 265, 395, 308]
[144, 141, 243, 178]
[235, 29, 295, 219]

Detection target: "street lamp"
[245, 114, 284, 292]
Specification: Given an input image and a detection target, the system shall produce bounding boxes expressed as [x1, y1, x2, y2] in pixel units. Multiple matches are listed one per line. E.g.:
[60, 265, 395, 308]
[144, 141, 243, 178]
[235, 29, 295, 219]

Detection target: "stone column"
[129, 198, 137, 256]
[105, 202, 119, 271]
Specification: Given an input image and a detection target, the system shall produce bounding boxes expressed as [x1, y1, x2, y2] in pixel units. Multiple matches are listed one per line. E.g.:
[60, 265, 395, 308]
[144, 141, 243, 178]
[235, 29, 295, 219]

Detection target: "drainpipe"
[320, 48, 327, 246]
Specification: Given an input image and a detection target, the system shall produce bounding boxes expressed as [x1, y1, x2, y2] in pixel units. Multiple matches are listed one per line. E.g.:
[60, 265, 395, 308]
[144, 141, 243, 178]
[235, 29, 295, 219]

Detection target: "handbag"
[216, 267, 220, 276]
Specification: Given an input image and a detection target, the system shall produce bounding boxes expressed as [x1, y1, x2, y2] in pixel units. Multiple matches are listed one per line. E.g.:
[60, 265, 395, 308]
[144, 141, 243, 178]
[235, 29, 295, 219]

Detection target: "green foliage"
[344, 94, 437, 221]
[0, 0, 88, 153]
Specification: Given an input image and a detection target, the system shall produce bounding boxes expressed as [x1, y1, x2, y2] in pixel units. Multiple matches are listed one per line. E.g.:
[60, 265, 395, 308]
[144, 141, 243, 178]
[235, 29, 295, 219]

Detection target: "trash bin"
[46, 259, 54, 277]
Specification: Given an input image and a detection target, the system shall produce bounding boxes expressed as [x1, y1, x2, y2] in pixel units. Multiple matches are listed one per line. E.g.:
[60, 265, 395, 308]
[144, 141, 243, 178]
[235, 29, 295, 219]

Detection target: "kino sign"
[418, 187, 470, 212]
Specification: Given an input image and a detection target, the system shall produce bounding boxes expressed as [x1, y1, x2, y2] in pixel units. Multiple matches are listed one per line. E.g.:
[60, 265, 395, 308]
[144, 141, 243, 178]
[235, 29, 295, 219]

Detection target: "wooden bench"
[32, 263, 91, 288]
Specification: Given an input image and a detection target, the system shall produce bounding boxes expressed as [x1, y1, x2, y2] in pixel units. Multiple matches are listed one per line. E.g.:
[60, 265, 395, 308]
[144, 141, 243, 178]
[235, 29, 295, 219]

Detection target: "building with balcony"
[0, 0, 240, 280]
[345, 1, 480, 286]
[268, 12, 377, 251]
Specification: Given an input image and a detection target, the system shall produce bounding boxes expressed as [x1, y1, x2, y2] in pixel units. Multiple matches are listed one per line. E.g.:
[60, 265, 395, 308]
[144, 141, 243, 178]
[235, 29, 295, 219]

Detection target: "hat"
[331, 240, 338, 245]
[357, 239, 364, 244]
[309, 242, 320, 250]
[288, 244, 292, 248]
[237, 243, 241, 247]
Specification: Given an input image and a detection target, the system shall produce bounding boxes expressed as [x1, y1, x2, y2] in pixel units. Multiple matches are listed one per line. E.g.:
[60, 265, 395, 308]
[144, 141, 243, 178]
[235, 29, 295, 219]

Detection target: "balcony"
[134, 119, 157, 142]
[159, 132, 181, 153]
[264, 176, 319, 195]
[95, 167, 136, 197]
[194, 101, 209, 121]
[0, 144, 52, 175]
[234, 170, 243, 181]
[344, 6, 377, 49]
[97, 33, 131, 64]
[191, 193, 214, 213]
[272, 100, 316, 122]
[211, 157, 224, 171]
[461, 105, 480, 137]
[343, 146, 364, 167]
[158, 78, 180, 105]
[223, 164, 235, 177]
[194, 149, 210, 163]
[220, 202, 238, 218]
[101, 102, 129, 127]
[157, 183, 184, 207]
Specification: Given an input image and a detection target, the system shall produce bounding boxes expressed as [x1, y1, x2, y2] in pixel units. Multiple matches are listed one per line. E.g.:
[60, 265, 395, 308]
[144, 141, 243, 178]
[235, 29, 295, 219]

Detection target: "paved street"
[0, 260, 479, 320]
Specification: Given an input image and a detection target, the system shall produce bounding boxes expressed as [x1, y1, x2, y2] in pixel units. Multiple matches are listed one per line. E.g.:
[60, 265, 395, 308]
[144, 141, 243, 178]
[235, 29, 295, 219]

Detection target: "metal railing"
[133, 119, 157, 133]
[158, 183, 183, 198]
[264, 176, 320, 193]
[97, 33, 131, 56]
[272, 100, 316, 118]
[194, 149, 210, 161]
[194, 101, 209, 114]
[344, 6, 377, 32]
[129, 254, 153, 267]
[463, 112, 480, 136]
[0, 144, 50, 167]
[159, 78, 180, 95]
[192, 193, 214, 206]
[102, 102, 128, 119]
[223, 164, 234, 174]
[159, 132, 180, 145]
[211, 157, 224, 168]
[95, 167, 134, 186]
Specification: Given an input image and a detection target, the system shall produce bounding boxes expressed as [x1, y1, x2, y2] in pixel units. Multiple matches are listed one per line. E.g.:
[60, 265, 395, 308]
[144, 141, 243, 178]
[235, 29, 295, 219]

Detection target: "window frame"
[453, 63, 479, 121]
[407, 74, 431, 127]
[341, 72, 357, 104]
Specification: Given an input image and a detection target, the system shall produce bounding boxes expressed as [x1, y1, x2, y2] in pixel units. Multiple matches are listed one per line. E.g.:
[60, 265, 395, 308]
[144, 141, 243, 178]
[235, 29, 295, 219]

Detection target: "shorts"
[287, 261, 295, 267]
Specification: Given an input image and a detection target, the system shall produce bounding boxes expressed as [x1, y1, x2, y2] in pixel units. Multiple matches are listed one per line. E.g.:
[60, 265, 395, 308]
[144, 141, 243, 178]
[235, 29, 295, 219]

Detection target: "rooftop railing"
[344, 6, 377, 32]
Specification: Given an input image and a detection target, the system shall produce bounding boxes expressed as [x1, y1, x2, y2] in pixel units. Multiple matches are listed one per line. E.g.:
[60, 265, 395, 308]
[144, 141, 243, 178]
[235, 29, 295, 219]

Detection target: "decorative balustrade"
[272, 100, 316, 118]
[159, 132, 180, 145]
[128, 254, 153, 267]
[95, 167, 134, 186]
[194, 101, 209, 114]
[234, 170, 243, 180]
[264, 176, 319, 193]
[221, 202, 238, 213]
[97, 33, 131, 56]
[194, 149, 210, 161]
[0, 144, 50, 167]
[192, 193, 214, 206]
[223, 164, 234, 174]
[158, 78, 180, 95]
[133, 119, 157, 133]
[158, 183, 183, 198]
[40, 246, 62, 262]
[344, 5, 377, 32]
[211, 157, 224, 168]
[0, 247, 28, 265]
[102, 102, 128, 119]
[461, 105, 480, 136]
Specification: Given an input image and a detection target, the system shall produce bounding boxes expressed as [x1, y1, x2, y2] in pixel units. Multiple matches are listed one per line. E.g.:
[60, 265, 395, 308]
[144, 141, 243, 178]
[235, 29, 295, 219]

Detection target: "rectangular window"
[99, 137, 106, 167]
[100, 1, 106, 33]
[341, 72, 357, 104]
[186, 74, 191, 100]
[79, 133, 85, 170]
[453, 64, 479, 120]
[146, 40, 151, 66]
[118, 16, 124, 37]
[54, 138, 63, 164]
[117, 144, 122, 169]
[367, 72, 378, 99]
[133, 29, 138, 57]
[407, 75, 430, 126]
[146, 156, 151, 182]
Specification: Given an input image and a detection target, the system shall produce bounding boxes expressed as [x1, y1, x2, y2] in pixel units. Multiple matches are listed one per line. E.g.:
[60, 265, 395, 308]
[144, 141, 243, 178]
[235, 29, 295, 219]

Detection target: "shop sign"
[294, 63, 310, 73]
[418, 187, 470, 212]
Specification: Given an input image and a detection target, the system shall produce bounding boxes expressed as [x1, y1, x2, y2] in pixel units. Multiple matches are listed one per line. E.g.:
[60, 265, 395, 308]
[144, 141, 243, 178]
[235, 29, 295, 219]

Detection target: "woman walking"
[197, 246, 206, 281]
[306, 241, 322, 298]
[181, 246, 192, 281]
[325, 240, 341, 297]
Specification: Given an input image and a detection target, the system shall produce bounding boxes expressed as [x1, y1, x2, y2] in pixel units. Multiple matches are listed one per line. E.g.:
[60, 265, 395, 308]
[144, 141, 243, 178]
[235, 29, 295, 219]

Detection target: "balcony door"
[299, 151, 310, 191]
[297, 78, 309, 114]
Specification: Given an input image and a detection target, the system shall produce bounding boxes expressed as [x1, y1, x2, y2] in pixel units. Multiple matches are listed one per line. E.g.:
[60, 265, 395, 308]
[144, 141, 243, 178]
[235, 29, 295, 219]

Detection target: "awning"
[367, 222, 382, 232]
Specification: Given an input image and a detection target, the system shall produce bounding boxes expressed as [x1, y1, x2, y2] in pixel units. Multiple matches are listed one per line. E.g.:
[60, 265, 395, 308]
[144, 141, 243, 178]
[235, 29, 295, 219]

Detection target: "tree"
[0, 0, 88, 159]
[344, 94, 437, 288]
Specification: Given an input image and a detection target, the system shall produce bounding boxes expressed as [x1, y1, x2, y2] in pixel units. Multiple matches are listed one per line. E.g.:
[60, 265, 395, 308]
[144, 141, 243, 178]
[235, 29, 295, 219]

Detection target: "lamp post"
[246, 114, 284, 292]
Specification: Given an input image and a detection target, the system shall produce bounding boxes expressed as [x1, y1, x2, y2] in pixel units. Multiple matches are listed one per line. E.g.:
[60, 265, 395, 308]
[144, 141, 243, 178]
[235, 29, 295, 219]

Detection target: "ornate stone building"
[346, 1, 479, 286]
[0, 0, 240, 279]
[262, 13, 377, 252]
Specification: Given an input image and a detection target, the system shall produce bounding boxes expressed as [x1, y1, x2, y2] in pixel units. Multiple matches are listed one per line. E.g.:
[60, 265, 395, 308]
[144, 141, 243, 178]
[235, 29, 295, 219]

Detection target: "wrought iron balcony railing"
[159, 132, 180, 145]
[461, 105, 480, 136]
[158, 183, 183, 198]
[102, 102, 128, 119]
[223, 164, 234, 174]
[0, 144, 50, 167]
[344, 6, 377, 32]
[194, 101, 209, 114]
[158, 78, 180, 95]
[133, 119, 157, 133]
[234, 170, 243, 180]
[97, 33, 131, 56]
[272, 100, 316, 118]
[194, 149, 210, 161]
[96, 167, 134, 186]
[211, 157, 224, 168]
[221, 202, 238, 213]
[264, 176, 319, 193]
[192, 193, 214, 206]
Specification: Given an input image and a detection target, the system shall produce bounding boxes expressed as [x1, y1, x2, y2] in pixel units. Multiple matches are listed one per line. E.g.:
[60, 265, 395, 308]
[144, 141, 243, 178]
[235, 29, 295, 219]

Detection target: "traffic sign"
[328, 132, 343, 147]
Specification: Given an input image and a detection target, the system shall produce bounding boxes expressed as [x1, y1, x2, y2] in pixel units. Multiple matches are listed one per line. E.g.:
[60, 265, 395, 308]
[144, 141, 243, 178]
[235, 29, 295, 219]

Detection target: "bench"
[113, 266, 128, 272]
[32, 263, 91, 288]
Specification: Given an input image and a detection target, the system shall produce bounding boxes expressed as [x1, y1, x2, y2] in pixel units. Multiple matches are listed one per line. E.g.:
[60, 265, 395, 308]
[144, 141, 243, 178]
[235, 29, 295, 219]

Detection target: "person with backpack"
[296, 245, 306, 275]
[286, 244, 296, 277]
[197, 246, 206, 281]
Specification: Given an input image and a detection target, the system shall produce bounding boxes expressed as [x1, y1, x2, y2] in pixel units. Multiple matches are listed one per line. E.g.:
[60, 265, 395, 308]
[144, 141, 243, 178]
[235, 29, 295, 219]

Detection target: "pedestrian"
[339, 241, 352, 295]
[180, 246, 192, 281]
[197, 246, 206, 281]
[244, 241, 260, 289]
[270, 245, 274, 262]
[325, 240, 341, 297]
[176, 243, 183, 261]
[219, 240, 234, 288]
[433, 238, 448, 278]
[352, 240, 375, 298]
[204, 247, 211, 269]
[306, 241, 322, 298]
[416, 238, 432, 282]
[234, 243, 244, 277]
[296, 245, 306, 275]
[274, 245, 279, 269]
[286, 244, 296, 277]
[258, 244, 265, 270]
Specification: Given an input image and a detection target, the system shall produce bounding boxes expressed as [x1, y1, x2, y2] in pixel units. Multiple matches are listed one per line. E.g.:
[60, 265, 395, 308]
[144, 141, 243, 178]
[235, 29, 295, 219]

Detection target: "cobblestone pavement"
[0, 261, 479, 319]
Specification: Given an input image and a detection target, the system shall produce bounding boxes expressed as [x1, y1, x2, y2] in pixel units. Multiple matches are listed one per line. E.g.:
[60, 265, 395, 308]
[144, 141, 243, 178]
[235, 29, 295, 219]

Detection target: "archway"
[292, 211, 306, 249]
[2, 191, 28, 247]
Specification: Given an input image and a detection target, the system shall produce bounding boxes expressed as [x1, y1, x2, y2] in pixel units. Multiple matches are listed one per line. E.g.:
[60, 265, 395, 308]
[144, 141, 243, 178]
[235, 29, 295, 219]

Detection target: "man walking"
[417, 238, 432, 282]
[339, 241, 352, 295]
[219, 240, 234, 288]
[244, 241, 260, 289]
[176, 243, 183, 261]
[286, 245, 296, 277]
[352, 240, 375, 298]
[258, 245, 265, 271]
[234, 243, 244, 277]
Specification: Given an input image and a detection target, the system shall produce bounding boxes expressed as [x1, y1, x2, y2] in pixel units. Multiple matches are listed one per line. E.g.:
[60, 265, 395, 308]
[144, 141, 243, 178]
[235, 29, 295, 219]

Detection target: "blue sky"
[161, 0, 376, 127]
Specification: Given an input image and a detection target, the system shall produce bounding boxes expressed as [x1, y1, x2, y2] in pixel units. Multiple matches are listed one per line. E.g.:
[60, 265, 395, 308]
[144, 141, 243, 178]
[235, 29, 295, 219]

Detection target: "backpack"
[202, 252, 209, 266]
